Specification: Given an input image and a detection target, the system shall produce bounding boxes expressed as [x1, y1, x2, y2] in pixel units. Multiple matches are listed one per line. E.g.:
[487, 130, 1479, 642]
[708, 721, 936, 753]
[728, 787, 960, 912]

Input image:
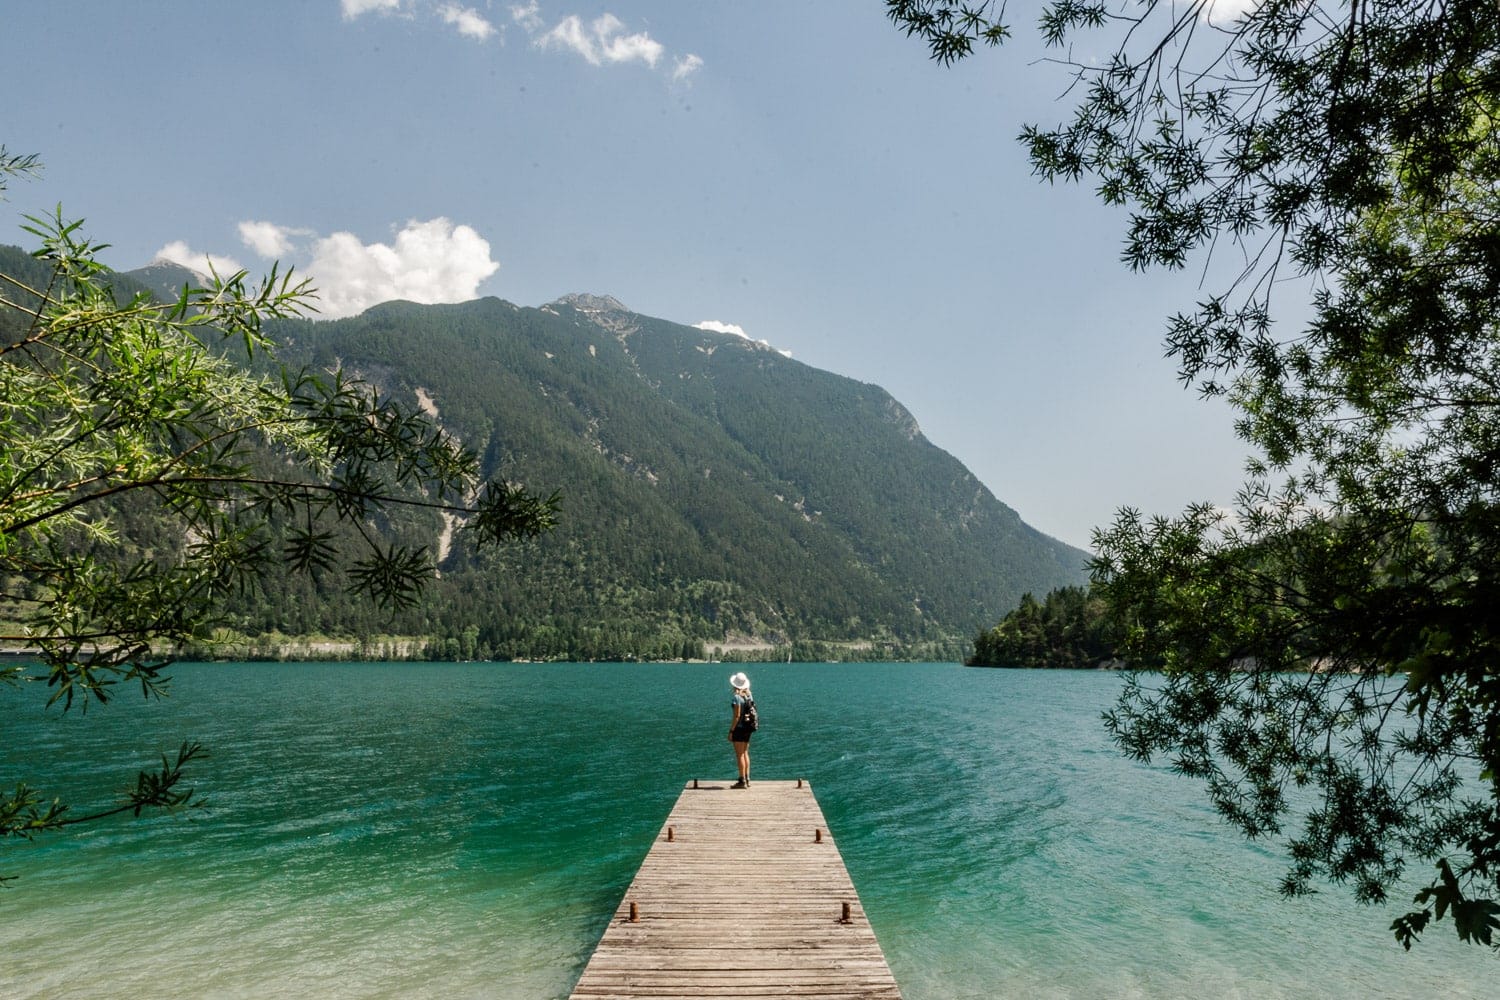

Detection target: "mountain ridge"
[2, 236, 1085, 660]
[247, 289, 1087, 658]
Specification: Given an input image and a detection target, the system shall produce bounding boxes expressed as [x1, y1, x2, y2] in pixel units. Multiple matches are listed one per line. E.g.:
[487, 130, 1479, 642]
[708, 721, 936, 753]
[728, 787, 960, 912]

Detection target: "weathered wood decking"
[569, 779, 902, 999]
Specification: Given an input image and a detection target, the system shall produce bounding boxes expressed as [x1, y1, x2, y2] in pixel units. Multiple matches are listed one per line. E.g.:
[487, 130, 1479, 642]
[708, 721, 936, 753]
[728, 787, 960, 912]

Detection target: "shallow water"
[2, 662, 1492, 998]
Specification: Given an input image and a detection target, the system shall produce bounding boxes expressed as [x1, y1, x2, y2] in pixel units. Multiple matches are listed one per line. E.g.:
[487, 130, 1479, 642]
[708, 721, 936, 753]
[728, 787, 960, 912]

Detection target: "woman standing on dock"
[729, 672, 755, 788]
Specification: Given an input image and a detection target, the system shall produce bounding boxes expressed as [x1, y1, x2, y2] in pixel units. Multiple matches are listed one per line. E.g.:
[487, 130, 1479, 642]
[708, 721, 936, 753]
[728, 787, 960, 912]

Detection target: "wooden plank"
[568, 779, 902, 999]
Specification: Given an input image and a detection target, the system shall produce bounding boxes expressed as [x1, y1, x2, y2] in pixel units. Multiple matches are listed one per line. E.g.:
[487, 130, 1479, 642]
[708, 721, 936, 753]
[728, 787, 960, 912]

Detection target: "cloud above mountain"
[238, 220, 313, 259]
[235, 217, 500, 318]
[152, 240, 245, 279]
[694, 320, 792, 358]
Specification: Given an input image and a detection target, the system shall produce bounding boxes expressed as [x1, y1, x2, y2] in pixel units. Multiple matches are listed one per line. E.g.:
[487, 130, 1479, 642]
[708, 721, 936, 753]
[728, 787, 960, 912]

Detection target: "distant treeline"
[968, 585, 1119, 669]
[175, 631, 971, 664]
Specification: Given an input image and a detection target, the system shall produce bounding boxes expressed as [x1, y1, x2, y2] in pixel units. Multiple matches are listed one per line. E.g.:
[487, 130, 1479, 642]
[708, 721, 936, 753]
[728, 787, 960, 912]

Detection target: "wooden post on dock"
[568, 779, 902, 999]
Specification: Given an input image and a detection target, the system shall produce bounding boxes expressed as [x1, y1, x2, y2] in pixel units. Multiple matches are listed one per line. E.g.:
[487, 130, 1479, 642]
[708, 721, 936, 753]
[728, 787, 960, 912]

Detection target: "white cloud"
[538, 13, 663, 67]
[695, 320, 747, 339]
[694, 320, 792, 358]
[510, 1, 542, 32]
[438, 3, 496, 40]
[232, 217, 499, 317]
[538, 15, 591, 61]
[506, 7, 701, 78]
[341, 0, 402, 19]
[302, 218, 499, 318]
[153, 240, 245, 279]
[341, 0, 495, 40]
[595, 16, 662, 66]
[238, 220, 312, 259]
[338, 0, 698, 63]
[1198, 0, 1260, 25]
[672, 54, 703, 82]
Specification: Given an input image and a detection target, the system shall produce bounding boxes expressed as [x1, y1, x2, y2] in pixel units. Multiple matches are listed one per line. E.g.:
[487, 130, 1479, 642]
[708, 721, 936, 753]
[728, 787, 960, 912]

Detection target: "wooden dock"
[569, 779, 902, 999]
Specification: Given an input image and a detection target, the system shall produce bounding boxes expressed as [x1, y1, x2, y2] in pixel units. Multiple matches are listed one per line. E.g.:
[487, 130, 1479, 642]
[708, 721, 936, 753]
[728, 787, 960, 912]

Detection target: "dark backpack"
[740, 697, 759, 732]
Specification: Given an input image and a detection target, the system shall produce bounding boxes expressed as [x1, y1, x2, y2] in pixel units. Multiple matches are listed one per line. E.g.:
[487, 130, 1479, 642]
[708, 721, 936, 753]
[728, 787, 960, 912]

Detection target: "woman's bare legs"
[733, 740, 750, 785]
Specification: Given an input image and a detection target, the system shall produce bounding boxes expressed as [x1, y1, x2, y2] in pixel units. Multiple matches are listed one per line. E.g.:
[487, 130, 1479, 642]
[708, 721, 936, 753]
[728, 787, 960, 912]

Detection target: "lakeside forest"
[6, 0, 1500, 955]
[967, 585, 1117, 670]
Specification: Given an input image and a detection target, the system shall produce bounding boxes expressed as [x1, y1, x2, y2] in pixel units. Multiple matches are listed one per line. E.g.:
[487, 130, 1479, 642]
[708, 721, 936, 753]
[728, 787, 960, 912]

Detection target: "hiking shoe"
[731, 779, 747, 788]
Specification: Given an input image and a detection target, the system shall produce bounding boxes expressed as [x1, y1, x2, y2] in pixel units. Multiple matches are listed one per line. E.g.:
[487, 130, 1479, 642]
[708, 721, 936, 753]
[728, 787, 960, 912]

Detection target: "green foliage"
[970, 585, 1117, 669]
[885, 1, 1011, 65]
[0, 147, 38, 189]
[1, 164, 554, 874]
[891, 0, 1500, 949]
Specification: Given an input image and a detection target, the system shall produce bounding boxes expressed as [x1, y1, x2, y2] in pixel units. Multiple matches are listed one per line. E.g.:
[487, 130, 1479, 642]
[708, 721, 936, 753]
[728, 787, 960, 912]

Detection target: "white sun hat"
[729, 672, 750, 691]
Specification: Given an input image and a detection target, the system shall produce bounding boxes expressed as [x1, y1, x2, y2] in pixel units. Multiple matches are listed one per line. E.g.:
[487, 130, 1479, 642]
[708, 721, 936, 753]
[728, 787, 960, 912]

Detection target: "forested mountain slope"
[251, 291, 1086, 658]
[5, 236, 1083, 660]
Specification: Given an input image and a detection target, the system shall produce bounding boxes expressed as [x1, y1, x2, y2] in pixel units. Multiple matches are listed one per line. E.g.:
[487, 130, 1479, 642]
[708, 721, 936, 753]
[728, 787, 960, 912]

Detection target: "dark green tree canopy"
[889, 2, 1500, 948]
[970, 585, 1117, 669]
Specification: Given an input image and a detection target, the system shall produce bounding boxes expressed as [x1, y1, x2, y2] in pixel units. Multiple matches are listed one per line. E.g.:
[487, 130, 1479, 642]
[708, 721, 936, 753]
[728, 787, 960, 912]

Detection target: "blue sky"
[2, 1, 1260, 551]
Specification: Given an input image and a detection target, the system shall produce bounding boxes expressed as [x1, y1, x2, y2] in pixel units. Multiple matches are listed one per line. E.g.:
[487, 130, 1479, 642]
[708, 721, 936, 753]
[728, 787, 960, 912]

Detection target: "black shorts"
[731, 726, 754, 743]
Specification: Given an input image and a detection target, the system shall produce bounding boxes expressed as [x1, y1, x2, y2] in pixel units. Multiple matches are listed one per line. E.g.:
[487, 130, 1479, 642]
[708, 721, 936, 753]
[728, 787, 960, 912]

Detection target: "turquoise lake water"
[2, 661, 1494, 998]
